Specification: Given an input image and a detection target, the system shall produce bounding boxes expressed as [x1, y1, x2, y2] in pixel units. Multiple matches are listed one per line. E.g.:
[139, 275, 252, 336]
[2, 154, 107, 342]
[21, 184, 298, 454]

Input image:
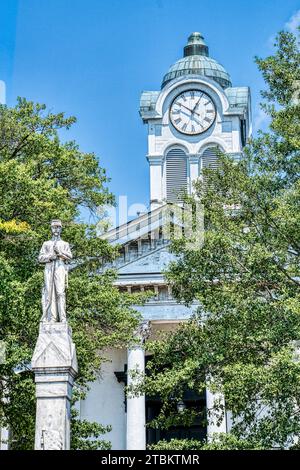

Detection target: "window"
[240, 119, 247, 147]
[166, 148, 187, 203]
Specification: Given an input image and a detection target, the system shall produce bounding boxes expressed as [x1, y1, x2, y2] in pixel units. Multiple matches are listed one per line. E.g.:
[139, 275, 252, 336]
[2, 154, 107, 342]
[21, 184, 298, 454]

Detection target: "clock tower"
[77, 31, 253, 451]
[140, 32, 252, 209]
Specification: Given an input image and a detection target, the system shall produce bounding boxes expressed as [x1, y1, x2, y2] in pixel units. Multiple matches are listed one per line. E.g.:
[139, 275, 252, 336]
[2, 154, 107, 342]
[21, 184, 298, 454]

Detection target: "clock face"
[169, 90, 216, 135]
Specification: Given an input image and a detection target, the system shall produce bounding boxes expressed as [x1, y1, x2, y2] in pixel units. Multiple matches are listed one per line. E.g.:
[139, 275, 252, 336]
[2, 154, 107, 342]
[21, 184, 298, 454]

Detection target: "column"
[31, 322, 78, 450]
[206, 385, 227, 440]
[147, 156, 163, 210]
[189, 155, 200, 193]
[126, 321, 151, 450]
[232, 116, 241, 153]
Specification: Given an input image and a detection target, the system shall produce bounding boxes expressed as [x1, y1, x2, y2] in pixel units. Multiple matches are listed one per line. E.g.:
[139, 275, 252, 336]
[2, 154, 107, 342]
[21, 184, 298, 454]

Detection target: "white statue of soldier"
[38, 220, 72, 322]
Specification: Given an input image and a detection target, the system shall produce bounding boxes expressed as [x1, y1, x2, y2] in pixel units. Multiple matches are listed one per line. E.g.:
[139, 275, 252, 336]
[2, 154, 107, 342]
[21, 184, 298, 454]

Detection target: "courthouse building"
[78, 32, 252, 450]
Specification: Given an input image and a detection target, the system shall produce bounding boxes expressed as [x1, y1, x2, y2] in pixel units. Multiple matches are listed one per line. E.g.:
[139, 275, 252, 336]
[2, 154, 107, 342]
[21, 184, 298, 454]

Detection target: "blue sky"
[1, 0, 300, 214]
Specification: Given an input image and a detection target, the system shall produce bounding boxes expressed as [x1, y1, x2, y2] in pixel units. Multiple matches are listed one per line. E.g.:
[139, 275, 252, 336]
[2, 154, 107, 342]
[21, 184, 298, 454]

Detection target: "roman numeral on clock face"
[174, 118, 182, 124]
[181, 123, 187, 132]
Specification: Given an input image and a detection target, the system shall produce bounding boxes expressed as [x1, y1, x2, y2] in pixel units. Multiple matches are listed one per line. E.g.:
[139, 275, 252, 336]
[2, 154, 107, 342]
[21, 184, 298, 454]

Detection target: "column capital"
[133, 320, 151, 345]
[189, 154, 200, 163]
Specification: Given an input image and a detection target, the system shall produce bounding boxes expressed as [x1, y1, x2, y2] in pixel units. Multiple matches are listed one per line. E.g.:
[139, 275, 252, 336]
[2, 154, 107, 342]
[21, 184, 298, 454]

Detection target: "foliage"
[149, 434, 263, 450]
[148, 438, 204, 450]
[71, 409, 112, 450]
[141, 30, 300, 449]
[0, 98, 141, 449]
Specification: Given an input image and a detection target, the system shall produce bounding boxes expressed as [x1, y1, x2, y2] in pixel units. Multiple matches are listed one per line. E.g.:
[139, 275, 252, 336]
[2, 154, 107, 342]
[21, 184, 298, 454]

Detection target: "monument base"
[31, 322, 78, 450]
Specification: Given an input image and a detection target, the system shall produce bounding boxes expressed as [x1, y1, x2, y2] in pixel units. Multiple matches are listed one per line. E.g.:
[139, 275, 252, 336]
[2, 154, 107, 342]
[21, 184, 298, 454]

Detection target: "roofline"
[100, 204, 168, 242]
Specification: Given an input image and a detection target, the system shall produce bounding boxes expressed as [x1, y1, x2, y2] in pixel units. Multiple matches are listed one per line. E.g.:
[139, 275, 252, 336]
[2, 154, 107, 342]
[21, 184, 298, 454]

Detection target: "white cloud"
[285, 10, 300, 33]
[267, 10, 300, 50]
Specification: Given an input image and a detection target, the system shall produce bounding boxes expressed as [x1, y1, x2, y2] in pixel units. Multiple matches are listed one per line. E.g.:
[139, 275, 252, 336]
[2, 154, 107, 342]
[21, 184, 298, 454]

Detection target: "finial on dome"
[184, 32, 209, 57]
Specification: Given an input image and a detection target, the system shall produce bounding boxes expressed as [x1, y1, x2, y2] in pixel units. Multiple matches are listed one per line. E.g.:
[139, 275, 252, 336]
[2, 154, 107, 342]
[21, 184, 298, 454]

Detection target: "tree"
[0, 98, 141, 449]
[141, 30, 300, 450]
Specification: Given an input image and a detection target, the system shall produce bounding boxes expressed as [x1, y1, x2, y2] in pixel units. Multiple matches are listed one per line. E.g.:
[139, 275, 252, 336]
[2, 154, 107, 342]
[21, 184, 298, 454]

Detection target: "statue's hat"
[51, 219, 62, 227]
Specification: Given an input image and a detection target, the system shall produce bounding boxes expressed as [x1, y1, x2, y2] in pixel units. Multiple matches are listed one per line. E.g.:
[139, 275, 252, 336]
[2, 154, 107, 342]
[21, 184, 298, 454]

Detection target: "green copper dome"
[161, 32, 232, 89]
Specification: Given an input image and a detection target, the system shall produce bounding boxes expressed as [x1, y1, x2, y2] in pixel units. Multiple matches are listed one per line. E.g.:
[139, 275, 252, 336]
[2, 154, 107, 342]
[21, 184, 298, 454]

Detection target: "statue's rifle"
[47, 240, 57, 320]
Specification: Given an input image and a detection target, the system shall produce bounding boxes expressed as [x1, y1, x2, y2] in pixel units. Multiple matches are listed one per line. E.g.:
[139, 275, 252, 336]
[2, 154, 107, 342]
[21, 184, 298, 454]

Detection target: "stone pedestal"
[31, 322, 78, 450]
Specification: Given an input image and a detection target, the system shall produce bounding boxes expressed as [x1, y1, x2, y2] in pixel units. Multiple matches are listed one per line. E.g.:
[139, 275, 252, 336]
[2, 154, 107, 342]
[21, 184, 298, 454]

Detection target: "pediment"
[117, 247, 176, 274]
[31, 326, 77, 371]
[32, 340, 71, 367]
[101, 203, 187, 247]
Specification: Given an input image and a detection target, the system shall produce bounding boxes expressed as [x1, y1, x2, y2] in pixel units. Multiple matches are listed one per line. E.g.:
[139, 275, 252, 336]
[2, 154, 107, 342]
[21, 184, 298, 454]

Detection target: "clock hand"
[180, 110, 193, 119]
[191, 115, 203, 128]
[172, 110, 192, 121]
[178, 103, 201, 117]
[192, 95, 202, 113]
[179, 103, 193, 113]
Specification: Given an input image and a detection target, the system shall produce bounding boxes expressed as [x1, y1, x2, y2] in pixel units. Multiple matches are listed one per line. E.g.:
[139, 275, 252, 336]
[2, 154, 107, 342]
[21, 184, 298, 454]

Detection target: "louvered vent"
[201, 147, 219, 170]
[201, 147, 220, 187]
[166, 148, 187, 202]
